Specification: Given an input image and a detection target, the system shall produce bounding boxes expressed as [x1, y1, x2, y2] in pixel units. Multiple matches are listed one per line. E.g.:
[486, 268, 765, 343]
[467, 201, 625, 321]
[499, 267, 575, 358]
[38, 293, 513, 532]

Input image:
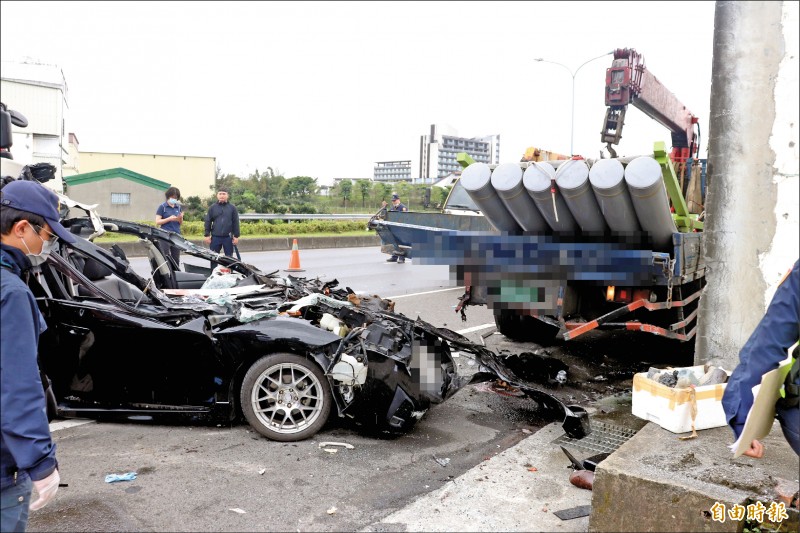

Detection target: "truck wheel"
[240, 353, 332, 442]
[494, 311, 559, 346]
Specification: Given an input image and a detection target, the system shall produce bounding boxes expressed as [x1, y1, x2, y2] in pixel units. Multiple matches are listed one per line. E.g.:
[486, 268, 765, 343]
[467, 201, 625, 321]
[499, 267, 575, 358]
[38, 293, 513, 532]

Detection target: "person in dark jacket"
[154, 186, 183, 268]
[722, 259, 800, 458]
[203, 187, 240, 257]
[385, 193, 408, 263]
[1, 179, 76, 531]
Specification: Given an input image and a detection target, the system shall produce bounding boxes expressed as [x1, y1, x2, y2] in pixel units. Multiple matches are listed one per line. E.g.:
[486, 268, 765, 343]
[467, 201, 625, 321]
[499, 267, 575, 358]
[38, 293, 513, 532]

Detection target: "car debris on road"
[104, 472, 137, 483]
[318, 442, 355, 451]
[5, 176, 582, 442]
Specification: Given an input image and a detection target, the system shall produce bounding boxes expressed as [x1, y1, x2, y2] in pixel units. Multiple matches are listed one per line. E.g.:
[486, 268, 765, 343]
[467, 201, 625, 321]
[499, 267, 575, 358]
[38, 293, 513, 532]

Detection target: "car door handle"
[65, 325, 91, 336]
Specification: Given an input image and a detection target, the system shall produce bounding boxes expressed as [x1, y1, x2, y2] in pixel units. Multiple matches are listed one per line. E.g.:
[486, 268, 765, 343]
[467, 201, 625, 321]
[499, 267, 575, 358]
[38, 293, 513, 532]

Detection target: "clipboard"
[731, 341, 798, 458]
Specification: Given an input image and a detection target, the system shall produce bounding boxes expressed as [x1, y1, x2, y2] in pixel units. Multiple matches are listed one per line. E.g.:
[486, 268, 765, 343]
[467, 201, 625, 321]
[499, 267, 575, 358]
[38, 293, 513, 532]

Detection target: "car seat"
[141, 239, 206, 290]
[78, 257, 145, 301]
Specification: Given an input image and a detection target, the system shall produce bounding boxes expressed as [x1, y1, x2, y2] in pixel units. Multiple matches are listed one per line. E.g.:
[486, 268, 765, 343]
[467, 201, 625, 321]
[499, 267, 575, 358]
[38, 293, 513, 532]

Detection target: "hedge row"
[135, 220, 368, 236]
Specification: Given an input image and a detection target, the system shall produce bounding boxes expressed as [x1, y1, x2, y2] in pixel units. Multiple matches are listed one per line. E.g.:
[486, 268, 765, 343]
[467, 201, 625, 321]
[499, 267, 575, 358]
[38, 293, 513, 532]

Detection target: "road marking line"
[50, 419, 95, 432]
[386, 287, 462, 299]
[456, 323, 496, 335]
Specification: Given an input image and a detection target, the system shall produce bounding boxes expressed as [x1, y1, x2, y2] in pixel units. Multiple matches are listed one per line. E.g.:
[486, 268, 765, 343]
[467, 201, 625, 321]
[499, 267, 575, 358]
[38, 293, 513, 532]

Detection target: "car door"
[36, 251, 226, 411]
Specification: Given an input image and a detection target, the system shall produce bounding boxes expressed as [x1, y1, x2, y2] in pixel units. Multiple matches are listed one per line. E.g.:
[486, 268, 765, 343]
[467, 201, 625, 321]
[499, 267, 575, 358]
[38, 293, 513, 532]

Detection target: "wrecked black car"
[7, 181, 579, 442]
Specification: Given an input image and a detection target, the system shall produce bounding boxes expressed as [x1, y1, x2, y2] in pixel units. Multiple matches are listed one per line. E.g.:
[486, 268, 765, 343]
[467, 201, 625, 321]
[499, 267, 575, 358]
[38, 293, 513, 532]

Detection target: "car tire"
[240, 353, 332, 442]
[494, 310, 559, 346]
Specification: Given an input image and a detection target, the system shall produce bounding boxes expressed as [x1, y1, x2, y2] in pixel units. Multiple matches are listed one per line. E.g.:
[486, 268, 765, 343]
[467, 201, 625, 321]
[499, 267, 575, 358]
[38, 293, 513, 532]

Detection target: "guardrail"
[239, 213, 375, 221]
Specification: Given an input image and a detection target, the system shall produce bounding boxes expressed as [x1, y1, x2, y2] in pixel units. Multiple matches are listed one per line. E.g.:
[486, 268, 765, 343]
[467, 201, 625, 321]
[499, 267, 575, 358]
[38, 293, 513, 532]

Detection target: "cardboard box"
[631, 365, 728, 434]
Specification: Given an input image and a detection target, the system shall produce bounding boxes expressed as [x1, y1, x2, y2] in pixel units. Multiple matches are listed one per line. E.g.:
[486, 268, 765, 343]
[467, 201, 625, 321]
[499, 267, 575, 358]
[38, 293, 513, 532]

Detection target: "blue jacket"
[204, 202, 240, 238]
[722, 260, 800, 441]
[0, 244, 58, 490]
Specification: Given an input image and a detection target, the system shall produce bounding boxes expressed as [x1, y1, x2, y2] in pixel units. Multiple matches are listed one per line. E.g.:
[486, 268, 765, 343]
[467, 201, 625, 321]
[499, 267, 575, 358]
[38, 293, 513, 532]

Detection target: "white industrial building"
[1, 60, 73, 192]
[2, 59, 215, 210]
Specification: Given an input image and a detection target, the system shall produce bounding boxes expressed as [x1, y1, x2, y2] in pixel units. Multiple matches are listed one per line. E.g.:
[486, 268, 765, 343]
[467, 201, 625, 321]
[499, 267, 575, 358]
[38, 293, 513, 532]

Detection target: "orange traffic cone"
[285, 238, 305, 272]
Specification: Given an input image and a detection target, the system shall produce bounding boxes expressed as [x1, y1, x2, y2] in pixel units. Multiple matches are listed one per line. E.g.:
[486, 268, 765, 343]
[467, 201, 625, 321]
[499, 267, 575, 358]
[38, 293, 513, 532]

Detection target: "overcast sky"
[1, 1, 716, 185]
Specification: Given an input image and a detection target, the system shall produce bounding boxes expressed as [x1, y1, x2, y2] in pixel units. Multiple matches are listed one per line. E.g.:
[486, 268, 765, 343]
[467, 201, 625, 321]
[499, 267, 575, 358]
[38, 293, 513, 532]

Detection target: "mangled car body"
[8, 180, 577, 442]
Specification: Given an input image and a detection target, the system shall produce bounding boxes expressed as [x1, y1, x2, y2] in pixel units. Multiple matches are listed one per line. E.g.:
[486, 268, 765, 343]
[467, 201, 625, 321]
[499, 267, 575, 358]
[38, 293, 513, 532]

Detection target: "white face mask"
[21, 224, 57, 266]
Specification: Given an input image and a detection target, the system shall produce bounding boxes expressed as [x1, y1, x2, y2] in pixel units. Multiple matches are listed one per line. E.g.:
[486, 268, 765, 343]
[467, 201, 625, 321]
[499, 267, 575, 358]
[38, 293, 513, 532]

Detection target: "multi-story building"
[373, 160, 411, 183]
[418, 124, 500, 183]
[1, 60, 72, 192]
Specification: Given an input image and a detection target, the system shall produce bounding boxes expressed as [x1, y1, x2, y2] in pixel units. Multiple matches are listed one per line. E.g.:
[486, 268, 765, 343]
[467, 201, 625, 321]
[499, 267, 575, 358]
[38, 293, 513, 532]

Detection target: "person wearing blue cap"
[385, 193, 408, 263]
[0, 179, 74, 531]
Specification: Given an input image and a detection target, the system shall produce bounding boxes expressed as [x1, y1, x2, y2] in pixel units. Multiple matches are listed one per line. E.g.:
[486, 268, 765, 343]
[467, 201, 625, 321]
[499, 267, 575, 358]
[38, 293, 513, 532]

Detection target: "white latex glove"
[29, 469, 60, 511]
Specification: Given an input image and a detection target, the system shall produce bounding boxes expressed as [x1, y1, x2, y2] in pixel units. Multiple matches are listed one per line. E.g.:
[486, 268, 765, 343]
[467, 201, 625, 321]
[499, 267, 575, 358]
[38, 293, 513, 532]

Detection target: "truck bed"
[371, 211, 706, 342]
[374, 211, 704, 284]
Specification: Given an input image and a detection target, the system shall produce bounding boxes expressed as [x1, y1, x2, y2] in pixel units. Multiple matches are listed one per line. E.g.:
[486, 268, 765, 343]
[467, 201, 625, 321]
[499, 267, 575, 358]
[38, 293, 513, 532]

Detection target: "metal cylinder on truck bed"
[490, 162, 549, 232]
[623, 156, 678, 250]
[588, 158, 641, 233]
[555, 159, 608, 234]
[460, 162, 521, 232]
[523, 161, 578, 232]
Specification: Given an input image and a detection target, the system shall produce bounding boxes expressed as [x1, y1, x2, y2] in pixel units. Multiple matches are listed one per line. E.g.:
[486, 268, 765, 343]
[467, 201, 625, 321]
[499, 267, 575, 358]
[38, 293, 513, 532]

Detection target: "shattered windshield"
[444, 180, 480, 212]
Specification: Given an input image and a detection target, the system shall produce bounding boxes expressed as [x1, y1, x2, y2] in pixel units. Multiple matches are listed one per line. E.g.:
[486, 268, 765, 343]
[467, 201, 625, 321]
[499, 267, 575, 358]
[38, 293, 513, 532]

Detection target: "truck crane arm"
[600, 48, 699, 163]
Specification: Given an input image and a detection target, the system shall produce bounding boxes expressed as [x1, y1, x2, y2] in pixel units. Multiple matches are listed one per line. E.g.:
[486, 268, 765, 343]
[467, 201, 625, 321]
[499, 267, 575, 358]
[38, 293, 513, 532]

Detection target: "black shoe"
[386, 256, 398, 262]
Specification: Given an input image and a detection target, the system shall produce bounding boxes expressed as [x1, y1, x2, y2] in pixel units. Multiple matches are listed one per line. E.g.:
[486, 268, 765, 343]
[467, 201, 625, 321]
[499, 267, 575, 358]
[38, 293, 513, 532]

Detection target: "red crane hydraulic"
[601, 48, 700, 169]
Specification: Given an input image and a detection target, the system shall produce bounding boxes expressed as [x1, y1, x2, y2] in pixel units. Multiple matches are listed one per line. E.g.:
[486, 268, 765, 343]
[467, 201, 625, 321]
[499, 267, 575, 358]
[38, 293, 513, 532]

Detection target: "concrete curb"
[104, 234, 382, 258]
[362, 422, 593, 532]
[589, 420, 799, 532]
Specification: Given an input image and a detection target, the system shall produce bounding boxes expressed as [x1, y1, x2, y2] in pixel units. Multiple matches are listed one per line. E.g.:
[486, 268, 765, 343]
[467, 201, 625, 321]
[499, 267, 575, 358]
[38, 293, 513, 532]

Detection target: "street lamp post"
[534, 51, 614, 156]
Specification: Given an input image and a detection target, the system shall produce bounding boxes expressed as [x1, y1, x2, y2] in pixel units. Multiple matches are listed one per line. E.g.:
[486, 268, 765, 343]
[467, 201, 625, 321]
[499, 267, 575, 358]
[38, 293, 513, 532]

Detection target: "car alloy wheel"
[241, 353, 332, 441]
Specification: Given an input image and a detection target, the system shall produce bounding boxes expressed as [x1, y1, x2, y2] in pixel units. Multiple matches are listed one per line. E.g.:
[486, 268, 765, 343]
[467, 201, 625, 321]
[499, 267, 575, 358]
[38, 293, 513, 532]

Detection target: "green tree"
[240, 191, 258, 212]
[247, 168, 268, 197]
[413, 184, 430, 208]
[213, 163, 224, 193]
[215, 172, 239, 194]
[267, 173, 286, 201]
[372, 182, 390, 205]
[339, 180, 352, 207]
[183, 195, 206, 221]
[285, 176, 317, 200]
[356, 179, 371, 208]
[437, 186, 451, 208]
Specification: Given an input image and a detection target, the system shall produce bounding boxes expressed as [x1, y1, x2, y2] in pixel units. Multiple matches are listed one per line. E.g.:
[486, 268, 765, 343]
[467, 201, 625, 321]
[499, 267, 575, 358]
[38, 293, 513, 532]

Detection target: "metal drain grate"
[552, 421, 639, 455]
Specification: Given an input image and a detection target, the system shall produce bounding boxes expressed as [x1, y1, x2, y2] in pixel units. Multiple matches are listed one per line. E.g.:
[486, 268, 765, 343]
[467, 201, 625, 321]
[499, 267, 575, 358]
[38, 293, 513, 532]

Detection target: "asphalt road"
[33, 385, 549, 532]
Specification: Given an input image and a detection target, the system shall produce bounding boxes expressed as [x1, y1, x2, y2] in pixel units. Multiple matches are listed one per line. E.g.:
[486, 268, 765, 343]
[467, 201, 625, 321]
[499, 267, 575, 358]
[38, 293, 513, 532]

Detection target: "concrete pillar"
[695, 1, 799, 368]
